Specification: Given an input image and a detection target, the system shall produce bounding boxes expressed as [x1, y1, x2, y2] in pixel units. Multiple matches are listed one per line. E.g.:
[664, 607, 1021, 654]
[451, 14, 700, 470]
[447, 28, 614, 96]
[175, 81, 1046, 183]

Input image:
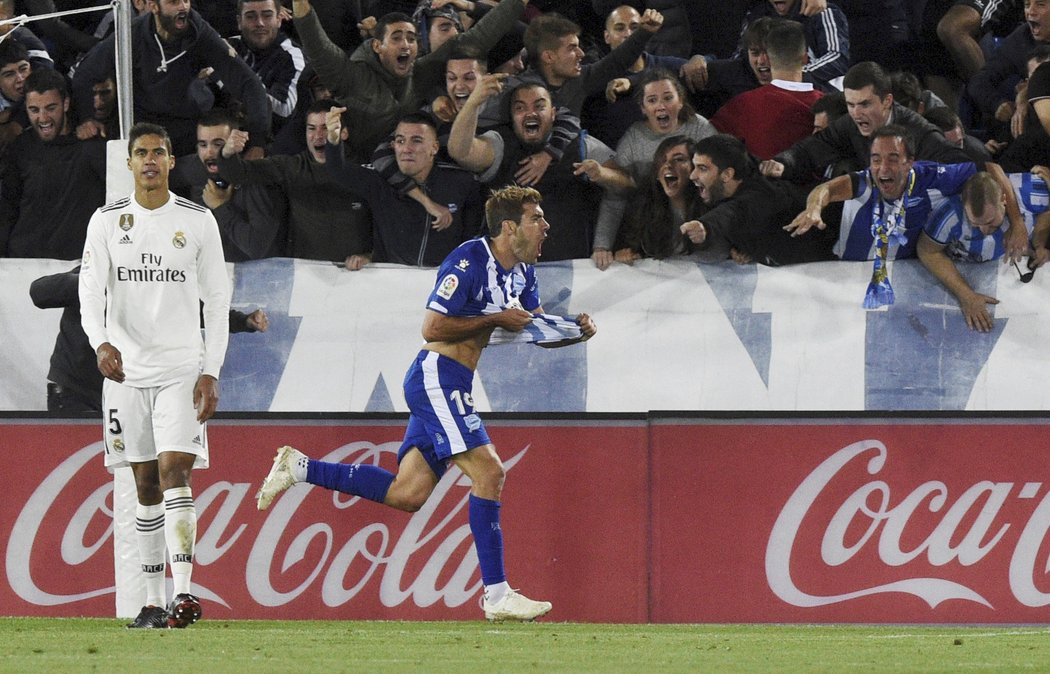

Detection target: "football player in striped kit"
[256, 184, 596, 622]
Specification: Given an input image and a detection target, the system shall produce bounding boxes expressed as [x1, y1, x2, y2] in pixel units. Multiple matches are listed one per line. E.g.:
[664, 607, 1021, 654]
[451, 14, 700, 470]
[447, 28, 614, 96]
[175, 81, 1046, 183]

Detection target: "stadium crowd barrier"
[3, 255, 1049, 413]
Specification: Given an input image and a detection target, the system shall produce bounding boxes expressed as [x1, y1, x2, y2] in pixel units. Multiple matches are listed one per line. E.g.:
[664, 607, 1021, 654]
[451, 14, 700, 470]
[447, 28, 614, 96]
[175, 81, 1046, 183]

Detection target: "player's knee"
[473, 460, 506, 497]
[386, 484, 431, 512]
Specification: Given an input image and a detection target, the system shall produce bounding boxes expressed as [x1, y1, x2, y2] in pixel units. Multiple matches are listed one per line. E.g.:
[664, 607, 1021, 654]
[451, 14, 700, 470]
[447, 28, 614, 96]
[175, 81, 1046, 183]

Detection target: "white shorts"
[101, 374, 209, 469]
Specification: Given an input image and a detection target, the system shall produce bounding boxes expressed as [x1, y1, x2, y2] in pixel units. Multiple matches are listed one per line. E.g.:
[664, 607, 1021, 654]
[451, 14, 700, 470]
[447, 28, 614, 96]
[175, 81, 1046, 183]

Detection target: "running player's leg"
[257, 415, 438, 510]
[450, 444, 507, 592]
[451, 442, 551, 621]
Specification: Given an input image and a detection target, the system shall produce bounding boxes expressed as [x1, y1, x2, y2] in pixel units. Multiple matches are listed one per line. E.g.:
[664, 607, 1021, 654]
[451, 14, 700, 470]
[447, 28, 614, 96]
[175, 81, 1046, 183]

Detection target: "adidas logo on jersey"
[192, 435, 202, 445]
[118, 234, 132, 245]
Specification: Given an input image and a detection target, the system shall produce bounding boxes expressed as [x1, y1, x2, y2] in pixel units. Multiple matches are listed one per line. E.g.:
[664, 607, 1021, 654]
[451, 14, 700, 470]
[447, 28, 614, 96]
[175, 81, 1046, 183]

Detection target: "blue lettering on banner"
[221, 258, 302, 411]
[863, 260, 1003, 409]
[366, 373, 394, 412]
[702, 262, 772, 387]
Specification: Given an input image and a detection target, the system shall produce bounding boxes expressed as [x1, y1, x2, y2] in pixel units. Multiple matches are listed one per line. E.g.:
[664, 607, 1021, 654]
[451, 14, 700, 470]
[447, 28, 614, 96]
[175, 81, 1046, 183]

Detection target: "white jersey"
[79, 191, 231, 387]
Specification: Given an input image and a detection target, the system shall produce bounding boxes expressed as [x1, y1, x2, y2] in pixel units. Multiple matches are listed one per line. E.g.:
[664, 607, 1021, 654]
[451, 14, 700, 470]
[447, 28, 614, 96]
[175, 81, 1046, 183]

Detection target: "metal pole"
[113, 0, 133, 139]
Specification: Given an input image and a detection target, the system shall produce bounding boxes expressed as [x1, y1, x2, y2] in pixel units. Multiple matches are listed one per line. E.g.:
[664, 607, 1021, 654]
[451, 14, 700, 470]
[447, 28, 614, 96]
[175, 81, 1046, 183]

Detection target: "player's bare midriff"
[423, 328, 495, 372]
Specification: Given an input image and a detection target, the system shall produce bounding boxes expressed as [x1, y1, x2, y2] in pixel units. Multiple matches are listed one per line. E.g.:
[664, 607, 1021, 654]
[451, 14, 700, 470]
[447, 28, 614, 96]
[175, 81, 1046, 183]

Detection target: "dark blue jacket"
[325, 142, 484, 267]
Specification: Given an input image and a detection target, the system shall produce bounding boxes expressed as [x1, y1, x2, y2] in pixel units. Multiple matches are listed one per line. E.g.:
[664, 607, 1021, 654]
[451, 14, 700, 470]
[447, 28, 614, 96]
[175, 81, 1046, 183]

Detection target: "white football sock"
[164, 486, 196, 597]
[135, 501, 166, 608]
[485, 581, 510, 604]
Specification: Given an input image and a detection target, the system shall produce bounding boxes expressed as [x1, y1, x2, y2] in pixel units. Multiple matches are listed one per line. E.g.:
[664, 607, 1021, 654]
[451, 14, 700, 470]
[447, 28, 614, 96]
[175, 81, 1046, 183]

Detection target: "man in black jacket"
[172, 109, 288, 261]
[215, 98, 373, 266]
[0, 68, 105, 258]
[71, 0, 270, 157]
[760, 61, 973, 184]
[323, 110, 483, 269]
[681, 133, 834, 266]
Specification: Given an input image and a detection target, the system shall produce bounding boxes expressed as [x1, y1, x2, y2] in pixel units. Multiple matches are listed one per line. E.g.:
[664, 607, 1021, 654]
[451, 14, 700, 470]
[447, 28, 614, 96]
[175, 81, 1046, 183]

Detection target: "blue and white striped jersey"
[837, 161, 977, 261]
[426, 237, 540, 318]
[924, 172, 1049, 262]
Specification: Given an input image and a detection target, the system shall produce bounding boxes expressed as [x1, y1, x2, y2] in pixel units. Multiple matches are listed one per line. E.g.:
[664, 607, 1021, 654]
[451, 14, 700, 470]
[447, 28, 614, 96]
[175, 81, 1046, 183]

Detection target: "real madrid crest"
[119, 213, 134, 231]
[173, 231, 186, 249]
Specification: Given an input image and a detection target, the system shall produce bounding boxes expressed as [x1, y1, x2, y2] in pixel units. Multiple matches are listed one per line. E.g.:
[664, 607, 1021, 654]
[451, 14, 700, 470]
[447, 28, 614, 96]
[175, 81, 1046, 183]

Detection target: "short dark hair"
[198, 107, 239, 130]
[634, 69, 695, 124]
[236, 0, 276, 14]
[447, 45, 487, 75]
[523, 13, 580, 63]
[889, 71, 923, 111]
[843, 61, 892, 99]
[485, 185, 542, 237]
[128, 122, 172, 156]
[23, 67, 68, 101]
[812, 91, 846, 118]
[694, 134, 754, 180]
[0, 39, 28, 69]
[395, 111, 439, 136]
[374, 12, 414, 42]
[306, 97, 339, 116]
[923, 106, 962, 133]
[765, 20, 806, 70]
[870, 124, 915, 159]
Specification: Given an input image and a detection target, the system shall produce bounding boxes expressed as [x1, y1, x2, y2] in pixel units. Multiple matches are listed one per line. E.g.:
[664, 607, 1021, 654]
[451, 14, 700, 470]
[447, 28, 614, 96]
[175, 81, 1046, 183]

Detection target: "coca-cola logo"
[7, 439, 528, 610]
[766, 439, 1050, 609]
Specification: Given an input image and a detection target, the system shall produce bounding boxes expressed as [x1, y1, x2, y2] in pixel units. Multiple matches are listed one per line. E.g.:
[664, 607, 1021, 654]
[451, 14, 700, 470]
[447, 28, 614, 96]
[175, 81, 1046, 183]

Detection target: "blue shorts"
[397, 350, 491, 479]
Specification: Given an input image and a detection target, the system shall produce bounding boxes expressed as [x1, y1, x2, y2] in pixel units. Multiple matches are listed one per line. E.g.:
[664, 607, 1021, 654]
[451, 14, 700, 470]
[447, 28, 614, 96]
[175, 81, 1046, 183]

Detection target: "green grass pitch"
[3, 619, 1050, 673]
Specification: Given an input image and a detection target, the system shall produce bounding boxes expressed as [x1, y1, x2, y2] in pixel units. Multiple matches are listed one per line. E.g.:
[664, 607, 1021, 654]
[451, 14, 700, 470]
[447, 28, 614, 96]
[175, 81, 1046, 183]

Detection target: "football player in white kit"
[79, 122, 230, 629]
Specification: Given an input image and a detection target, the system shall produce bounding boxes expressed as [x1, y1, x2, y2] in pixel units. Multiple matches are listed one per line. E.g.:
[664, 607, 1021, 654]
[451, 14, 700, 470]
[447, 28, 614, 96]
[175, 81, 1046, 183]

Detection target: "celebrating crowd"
[5, 0, 1050, 326]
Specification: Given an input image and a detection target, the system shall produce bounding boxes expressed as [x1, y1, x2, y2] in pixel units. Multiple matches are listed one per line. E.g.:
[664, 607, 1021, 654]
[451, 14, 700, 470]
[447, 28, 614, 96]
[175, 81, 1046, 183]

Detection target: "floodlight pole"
[114, 0, 134, 139]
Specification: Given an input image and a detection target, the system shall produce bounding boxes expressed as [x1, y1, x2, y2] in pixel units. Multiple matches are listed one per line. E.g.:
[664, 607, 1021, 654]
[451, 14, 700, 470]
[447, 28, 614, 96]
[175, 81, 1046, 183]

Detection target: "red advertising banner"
[0, 420, 649, 622]
[7, 418, 1050, 623]
[651, 420, 1050, 623]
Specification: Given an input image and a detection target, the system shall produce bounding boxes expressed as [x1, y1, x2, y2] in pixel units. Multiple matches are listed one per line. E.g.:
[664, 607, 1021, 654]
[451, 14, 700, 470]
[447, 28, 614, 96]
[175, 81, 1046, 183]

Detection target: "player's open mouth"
[205, 160, 219, 172]
[655, 112, 672, 128]
[453, 92, 469, 105]
[1031, 21, 1043, 35]
[772, 1, 789, 14]
[175, 12, 188, 28]
[661, 172, 679, 190]
[397, 54, 411, 67]
[522, 118, 541, 136]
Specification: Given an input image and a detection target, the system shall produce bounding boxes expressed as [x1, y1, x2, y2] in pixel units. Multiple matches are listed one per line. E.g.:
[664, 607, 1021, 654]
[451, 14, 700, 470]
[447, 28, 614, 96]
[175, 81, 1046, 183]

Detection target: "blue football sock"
[306, 460, 394, 504]
[469, 494, 506, 586]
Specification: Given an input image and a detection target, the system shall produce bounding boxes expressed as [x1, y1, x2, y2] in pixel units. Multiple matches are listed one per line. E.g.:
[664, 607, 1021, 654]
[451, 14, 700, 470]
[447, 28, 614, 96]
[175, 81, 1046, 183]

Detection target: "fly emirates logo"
[766, 440, 1050, 609]
[116, 252, 186, 283]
